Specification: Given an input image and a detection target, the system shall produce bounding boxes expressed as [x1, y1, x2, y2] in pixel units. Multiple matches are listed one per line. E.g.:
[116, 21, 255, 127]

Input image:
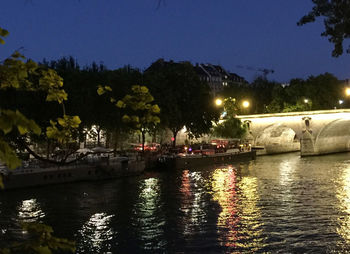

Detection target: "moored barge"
[0, 157, 145, 190]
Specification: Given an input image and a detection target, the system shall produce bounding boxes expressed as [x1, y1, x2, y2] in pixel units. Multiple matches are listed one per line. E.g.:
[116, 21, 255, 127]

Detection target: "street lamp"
[346, 88, 350, 96]
[242, 100, 250, 108]
[304, 99, 309, 104]
[215, 98, 223, 106]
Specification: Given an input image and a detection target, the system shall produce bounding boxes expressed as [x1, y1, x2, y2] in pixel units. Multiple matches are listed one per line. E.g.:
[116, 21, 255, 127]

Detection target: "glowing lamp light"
[242, 100, 250, 108]
[171, 137, 175, 141]
[339, 100, 344, 105]
[346, 88, 350, 96]
[215, 98, 223, 106]
[304, 99, 309, 103]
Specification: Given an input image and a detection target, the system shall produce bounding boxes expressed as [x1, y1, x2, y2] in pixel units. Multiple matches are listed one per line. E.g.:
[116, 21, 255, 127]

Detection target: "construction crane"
[236, 65, 274, 79]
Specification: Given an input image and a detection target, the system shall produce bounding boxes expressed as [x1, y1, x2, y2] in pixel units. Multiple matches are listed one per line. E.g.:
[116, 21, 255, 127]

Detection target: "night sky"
[1, 0, 350, 83]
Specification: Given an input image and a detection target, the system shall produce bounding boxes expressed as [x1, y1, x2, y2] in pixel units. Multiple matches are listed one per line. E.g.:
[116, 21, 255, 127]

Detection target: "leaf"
[116, 100, 125, 108]
[97, 86, 105, 95]
[152, 105, 161, 114]
[122, 115, 131, 122]
[0, 28, 9, 37]
[17, 125, 28, 135]
[140, 86, 149, 93]
[57, 117, 65, 127]
[104, 85, 112, 91]
[70, 115, 81, 128]
[0, 137, 22, 170]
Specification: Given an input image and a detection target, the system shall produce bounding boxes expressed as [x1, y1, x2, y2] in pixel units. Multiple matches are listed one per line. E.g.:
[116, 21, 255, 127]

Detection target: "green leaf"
[116, 100, 125, 108]
[0, 137, 22, 170]
[97, 86, 105, 95]
[104, 85, 112, 91]
[0, 28, 9, 37]
[17, 125, 28, 135]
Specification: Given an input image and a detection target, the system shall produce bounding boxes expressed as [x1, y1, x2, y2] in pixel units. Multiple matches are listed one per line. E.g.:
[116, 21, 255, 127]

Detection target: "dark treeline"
[1, 56, 347, 149]
[221, 73, 346, 114]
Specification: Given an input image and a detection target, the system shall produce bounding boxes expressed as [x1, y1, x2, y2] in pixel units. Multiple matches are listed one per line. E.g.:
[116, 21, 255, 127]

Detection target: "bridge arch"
[239, 109, 350, 155]
[255, 123, 300, 154]
[314, 119, 350, 154]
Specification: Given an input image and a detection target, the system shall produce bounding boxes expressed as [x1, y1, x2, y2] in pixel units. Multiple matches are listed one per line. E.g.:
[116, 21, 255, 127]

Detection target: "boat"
[174, 150, 256, 169]
[0, 156, 145, 190]
[151, 150, 256, 170]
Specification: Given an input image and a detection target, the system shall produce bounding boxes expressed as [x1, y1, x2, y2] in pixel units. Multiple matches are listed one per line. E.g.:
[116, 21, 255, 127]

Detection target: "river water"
[2, 152, 350, 253]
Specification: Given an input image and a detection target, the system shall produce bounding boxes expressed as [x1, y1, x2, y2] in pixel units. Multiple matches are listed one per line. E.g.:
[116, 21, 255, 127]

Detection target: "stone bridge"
[237, 109, 350, 156]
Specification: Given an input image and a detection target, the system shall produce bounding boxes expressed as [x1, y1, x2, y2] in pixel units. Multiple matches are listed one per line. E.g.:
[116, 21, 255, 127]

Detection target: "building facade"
[194, 63, 246, 95]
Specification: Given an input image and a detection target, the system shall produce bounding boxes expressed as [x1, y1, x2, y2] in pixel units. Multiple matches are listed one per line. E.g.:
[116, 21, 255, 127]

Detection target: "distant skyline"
[1, 0, 350, 82]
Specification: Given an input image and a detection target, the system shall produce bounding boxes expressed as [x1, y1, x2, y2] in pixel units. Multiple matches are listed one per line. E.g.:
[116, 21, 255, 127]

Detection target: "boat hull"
[1, 160, 145, 190]
[175, 151, 256, 169]
[151, 151, 256, 170]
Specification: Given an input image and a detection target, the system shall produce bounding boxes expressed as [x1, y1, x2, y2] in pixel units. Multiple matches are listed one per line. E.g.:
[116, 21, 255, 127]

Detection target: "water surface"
[1, 153, 350, 253]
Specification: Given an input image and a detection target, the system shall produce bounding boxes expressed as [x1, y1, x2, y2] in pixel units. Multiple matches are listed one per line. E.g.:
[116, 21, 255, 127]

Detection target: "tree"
[0, 27, 76, 253]
[298, 0, 350, 57]
[213, 117, 246, 139]
[213, 97, 246, 139]
[250, 77, 279, 113]
[145, 59, 220, 146]
[98, 84, 160, 152]
[284, 73, 341, 110]
[0, 28, 82, 181]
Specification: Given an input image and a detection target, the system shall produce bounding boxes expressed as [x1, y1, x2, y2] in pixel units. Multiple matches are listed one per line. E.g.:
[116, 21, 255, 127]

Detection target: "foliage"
[116, 85, 160, 127]
[250, 77, 280, 114]
[98, 84, 160, 150]
[282, 100, 312, 112]
[221, 97, 239, 117]
[0, 222, 75, 254]
[0, 28, 81, 187]
[0, 27, 9, 45]
[284, 73, 341, 110]
[298, 0, 350, 57]
[213, 117, 246, 139]
[213, 97, 246, 139]
[46, 115, 81, 143]
[144, 59, 220, 146]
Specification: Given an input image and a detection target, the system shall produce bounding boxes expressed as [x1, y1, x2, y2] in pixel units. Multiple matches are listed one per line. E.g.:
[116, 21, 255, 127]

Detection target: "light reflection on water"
[132, 177, 166, 250]
[3, 153, 350, 252]
[179, 170, 207, 235]
[336, 164, 350, 243]
[17, 199, 45, 222]
[211, 167, 239, 247]
[77, 213, 115, 253]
